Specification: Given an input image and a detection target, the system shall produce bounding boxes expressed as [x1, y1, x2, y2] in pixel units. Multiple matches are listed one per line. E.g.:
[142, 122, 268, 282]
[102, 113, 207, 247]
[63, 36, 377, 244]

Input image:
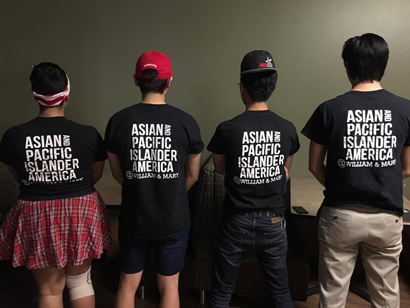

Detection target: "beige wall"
[2, 0, 410, 193]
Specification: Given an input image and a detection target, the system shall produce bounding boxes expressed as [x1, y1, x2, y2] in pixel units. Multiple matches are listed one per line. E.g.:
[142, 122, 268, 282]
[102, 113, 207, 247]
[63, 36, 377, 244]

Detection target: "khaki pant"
[318, 206, 403, 308]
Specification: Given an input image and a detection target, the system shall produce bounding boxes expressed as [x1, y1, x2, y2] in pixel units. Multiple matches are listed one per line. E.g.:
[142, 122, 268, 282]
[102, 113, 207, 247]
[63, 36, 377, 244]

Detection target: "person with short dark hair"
[105, 50, 203, 308]
[207, 50, 298, 308]
[0, 62, 111, 308]
[302, 33, 410, 307]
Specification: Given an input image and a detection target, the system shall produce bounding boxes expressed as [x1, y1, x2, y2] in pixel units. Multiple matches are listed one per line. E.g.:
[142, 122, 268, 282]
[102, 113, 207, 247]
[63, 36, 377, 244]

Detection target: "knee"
[65, 267, 94, 301]
[158, 281, 179, 295]
[38, 285, 65, 297]
[157, 274, 179, 295]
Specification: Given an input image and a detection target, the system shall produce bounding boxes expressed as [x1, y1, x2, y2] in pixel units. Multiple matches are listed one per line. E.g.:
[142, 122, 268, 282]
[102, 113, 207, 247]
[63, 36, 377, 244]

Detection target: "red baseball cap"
[135, 50, 172, 80]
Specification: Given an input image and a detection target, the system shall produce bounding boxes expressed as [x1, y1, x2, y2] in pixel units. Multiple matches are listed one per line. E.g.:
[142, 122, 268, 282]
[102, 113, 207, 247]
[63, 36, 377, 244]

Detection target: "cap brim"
[240, 67, 277, 76]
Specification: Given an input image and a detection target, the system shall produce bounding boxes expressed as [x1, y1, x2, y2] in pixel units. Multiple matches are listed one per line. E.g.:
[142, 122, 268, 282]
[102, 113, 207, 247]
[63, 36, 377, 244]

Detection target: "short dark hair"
[342, 33, 389, 82]
[30, 62, 68, 95]
[136, 69, 168, 94]
[240, 71, 278, 102]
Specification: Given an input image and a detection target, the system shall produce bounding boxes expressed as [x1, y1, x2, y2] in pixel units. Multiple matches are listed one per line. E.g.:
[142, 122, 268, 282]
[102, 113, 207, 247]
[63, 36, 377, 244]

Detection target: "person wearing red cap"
[207, 50, 297, 307]
[0, 62, 111, 308]
[105, 50, 203, 308]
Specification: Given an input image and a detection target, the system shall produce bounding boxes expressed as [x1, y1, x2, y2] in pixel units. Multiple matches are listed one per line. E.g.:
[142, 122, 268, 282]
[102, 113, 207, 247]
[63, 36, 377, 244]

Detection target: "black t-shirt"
[105, 103, 204, 239]
[302, 90, 410, 215]
[207, 110, 300, 215]
[0, 117, 107, 200]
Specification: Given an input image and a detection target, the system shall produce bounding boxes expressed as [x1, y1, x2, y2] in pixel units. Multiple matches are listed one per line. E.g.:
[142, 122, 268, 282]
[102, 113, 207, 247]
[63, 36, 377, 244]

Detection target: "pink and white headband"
[32, 76, 70, 106]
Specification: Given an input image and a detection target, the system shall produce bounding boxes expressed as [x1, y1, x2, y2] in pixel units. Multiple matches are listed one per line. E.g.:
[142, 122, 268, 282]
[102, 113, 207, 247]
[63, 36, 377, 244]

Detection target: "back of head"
[240, 50, 278, 102]
[341, 33, 389, 82]
[136, 69, 168, 95]
[30, 62, 69, 108]
[30, 62, 68, 95]
[134, 50, 172, 95]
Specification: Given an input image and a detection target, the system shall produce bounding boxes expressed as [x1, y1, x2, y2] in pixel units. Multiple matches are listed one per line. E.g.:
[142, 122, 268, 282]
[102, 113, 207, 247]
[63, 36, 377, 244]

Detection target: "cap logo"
[259, 58, 273, 68]
[144, 63, 157, 68]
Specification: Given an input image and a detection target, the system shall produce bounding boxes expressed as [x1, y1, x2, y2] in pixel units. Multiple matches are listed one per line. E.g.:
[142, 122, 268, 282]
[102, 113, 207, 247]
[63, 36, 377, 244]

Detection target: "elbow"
[93, 174, 103, 184]
[309, 164, 324, 180]
[110, 170, 123, 186]
[110, 169, 118, 180]
[403, 170, 410, 179]
[308, 164, 318, 176]
[190, 173, 200, 184]
[93, 171, 103, 184]
[114, 175, 123, 186]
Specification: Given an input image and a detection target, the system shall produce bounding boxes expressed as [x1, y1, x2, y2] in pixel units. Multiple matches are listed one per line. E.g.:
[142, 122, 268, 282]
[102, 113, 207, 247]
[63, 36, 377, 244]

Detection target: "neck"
[351, 80, 383, 92]
[246, 101, 269, 111]
[38, 107, 65, 118]
[141, 93, 167, 105]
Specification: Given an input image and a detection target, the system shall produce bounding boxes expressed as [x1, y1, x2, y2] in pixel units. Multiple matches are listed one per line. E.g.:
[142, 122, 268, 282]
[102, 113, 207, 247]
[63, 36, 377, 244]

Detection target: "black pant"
[208, 213, 294, 308]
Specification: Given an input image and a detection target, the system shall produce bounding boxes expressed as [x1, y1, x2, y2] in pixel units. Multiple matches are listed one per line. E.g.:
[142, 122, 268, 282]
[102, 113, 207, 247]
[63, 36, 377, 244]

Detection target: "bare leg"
[65, 258, 95, 308]
[157, 272, 180, 308]
[115, 270, 143, 308]
[32, 267, 65, 308]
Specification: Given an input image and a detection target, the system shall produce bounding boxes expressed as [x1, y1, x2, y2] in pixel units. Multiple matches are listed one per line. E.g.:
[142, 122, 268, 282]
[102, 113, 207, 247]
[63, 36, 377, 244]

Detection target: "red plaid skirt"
[0, 191, 112, 269]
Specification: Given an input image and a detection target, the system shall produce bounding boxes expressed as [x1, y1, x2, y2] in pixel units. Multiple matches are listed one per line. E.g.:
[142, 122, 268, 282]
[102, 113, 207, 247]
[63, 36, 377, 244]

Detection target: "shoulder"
[321, 92, 350, 108]
[215, 116, 240, 133]
[64, 118, 100, 134]
[382, 90, 410, 106]
[271, 112, 297, 129]
[308, 93, 351, 117]
[1, 125, 18, 141]
[106, 105, 138, 131]
[220, 112, 250, 125]
[109, 105, 138, 120]
[166, 105, 201, 127]
[1, 118, 38, 137]
[167, 105, 196, 119]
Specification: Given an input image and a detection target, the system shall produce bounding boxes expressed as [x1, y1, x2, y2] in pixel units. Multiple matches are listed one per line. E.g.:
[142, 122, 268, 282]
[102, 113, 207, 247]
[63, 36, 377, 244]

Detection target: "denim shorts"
[119, 226, 189, 276]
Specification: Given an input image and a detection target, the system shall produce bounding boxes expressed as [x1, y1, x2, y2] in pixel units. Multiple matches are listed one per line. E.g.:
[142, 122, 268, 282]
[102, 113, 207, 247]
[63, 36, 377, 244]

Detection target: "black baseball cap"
[240, 50, 277, 75]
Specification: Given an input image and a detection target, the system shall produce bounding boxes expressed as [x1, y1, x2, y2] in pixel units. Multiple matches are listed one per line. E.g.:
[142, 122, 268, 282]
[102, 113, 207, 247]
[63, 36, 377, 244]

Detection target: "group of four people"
[0, 32, 408, 308]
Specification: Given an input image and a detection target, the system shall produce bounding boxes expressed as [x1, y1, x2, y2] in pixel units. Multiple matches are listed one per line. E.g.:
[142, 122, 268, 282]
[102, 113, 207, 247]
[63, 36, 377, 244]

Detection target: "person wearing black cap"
[302, 33, 410, 307]
[207, 50, 298, 307]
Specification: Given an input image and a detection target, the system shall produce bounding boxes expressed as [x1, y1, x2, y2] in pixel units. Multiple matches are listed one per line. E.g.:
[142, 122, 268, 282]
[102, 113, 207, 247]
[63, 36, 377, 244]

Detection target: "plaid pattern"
[0, 191, 112, 269]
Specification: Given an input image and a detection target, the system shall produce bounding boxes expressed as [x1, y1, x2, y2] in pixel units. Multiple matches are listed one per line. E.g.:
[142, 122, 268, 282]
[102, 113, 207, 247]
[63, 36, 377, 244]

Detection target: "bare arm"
[213, 154, 226, 175]
[107, 151, 123, 186]
[308, 141, 327, 186]
[401, 146, 410, 179]
[185, 153, 201, 191]
[6, 165, 19, 183]
[92, 161, 105, 184]
[284, 155, 293, 179]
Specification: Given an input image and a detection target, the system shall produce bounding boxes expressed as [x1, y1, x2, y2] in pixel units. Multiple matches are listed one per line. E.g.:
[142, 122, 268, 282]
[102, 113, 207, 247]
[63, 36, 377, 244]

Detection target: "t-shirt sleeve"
[404, 135, 410, 147]
[0, 128, 14, 165]
[104, 116, 117, 154]
[187, 119, 204, 154]
[92, 128, 107, 161]
[301, 104, 327, 145]
[404, 109, 410, 146]
[207, 124, 226, 154]
[289, 124, 300, 155]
